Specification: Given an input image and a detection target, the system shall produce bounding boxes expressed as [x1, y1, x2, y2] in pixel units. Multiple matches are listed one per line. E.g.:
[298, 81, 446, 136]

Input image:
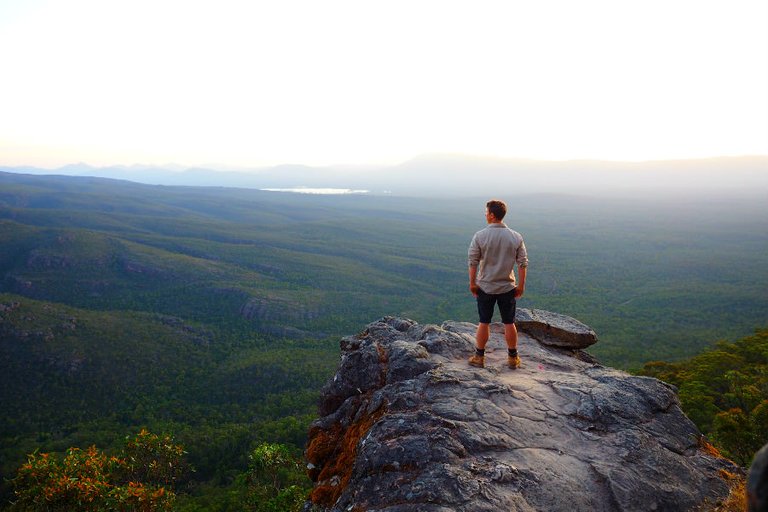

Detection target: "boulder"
[515, 308, 598, 349]
[749, 442, 768, 512]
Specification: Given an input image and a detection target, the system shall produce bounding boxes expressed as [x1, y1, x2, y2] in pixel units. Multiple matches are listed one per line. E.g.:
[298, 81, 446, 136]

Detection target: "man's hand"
[515, 266, 527, 299]
[468, 266, 479, 297]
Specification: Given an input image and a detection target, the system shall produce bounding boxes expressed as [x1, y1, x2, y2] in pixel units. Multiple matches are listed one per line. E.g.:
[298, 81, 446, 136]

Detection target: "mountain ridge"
[2, 154, 766, 196]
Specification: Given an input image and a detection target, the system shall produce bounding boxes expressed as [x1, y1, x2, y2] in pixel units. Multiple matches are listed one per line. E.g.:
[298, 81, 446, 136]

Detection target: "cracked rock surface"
[306, 315, 739, 511]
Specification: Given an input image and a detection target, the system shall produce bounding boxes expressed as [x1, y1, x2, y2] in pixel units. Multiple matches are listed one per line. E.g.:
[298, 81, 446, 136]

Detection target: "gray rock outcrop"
[515, 308, 598, 349]
[749, 442, 768, 512]
[306, 314, 740, 511]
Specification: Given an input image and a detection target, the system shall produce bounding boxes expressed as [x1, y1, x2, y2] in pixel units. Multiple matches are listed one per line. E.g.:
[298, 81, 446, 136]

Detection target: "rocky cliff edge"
[306, 310, 741, 511]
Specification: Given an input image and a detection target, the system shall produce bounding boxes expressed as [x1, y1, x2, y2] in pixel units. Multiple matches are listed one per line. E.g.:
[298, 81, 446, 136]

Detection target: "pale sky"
[1, 0, 766, 169]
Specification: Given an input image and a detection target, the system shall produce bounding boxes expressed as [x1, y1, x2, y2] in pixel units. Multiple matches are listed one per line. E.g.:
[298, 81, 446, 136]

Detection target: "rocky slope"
[306, 311, 740, 511]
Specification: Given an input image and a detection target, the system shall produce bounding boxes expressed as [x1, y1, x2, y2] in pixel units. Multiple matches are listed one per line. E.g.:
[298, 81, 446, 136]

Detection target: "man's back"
[468, 223, 527, 294]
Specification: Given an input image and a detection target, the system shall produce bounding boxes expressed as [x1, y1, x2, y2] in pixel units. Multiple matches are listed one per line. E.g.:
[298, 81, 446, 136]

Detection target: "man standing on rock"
[468, 199, 528, 369]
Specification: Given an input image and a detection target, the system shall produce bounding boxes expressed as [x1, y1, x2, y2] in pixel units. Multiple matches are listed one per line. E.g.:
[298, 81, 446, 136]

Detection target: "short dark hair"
[486, 199, 507, 220]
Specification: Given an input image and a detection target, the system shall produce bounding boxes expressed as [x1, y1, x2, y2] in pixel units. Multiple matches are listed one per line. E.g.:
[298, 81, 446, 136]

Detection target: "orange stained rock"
[307, 405, 385, 507]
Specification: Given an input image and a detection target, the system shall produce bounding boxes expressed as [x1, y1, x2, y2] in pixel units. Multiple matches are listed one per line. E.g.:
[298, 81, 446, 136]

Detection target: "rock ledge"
[306, 313, 739, 511]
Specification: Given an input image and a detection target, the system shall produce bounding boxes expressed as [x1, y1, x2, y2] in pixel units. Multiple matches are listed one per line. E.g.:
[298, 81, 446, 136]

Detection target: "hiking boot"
[508, 354, 521, 369]
[468, 354, 485, 368]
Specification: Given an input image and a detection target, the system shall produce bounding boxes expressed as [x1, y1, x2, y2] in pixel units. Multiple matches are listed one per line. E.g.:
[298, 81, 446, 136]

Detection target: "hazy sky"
[1, 0, 766, 168]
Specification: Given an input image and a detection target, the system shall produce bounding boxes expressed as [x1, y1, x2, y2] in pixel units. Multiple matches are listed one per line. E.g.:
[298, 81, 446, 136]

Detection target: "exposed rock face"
[749, 442, 768, 512]
[306, 314, 739, 511]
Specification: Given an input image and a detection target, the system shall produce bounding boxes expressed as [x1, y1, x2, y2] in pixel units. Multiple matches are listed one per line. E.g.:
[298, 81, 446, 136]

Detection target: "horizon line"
[1, 152, 767, 173]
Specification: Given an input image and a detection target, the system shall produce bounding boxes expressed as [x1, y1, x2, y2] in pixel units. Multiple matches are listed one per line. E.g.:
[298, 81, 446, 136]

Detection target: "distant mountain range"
[3, 154, 766, 197]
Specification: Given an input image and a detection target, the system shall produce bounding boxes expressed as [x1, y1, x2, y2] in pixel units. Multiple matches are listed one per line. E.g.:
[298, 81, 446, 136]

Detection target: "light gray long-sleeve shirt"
[468, 222, 528, 294]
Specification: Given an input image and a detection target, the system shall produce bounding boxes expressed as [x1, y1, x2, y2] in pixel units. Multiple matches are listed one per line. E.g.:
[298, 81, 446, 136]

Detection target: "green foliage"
[0, 293, 334, 507]
[10, 430, 185, 511]
[677, 381, 720, 433]
[173, 443, 311, 512]
[249, 443, 299, 491]
[712, 408, 759, 465]
[120, 430, 190, 488]
[639, 329, 768, 465]
[245, 443, 310, 512]
[2, 172, 767, 368]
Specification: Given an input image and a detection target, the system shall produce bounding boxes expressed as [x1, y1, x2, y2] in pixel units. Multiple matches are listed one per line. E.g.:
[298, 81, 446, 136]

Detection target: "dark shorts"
[476, 288, 517, 324]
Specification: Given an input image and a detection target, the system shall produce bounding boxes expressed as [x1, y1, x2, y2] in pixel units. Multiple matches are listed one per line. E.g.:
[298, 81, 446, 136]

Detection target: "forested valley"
[1, 171, 766, 509]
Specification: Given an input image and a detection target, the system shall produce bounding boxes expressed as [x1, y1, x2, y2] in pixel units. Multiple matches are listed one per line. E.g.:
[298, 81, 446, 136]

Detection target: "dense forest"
[1, 171, 766, 509]
[639, 328, 768, 466]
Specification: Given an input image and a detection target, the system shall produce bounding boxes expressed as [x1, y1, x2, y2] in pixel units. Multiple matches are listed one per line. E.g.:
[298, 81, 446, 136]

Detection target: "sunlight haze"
[1, 0, 766, 168]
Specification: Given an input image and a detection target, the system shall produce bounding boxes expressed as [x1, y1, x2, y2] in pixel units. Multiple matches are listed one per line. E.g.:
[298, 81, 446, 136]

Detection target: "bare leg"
[504, 323, 518, 350]
[475, 323, 490, 350]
